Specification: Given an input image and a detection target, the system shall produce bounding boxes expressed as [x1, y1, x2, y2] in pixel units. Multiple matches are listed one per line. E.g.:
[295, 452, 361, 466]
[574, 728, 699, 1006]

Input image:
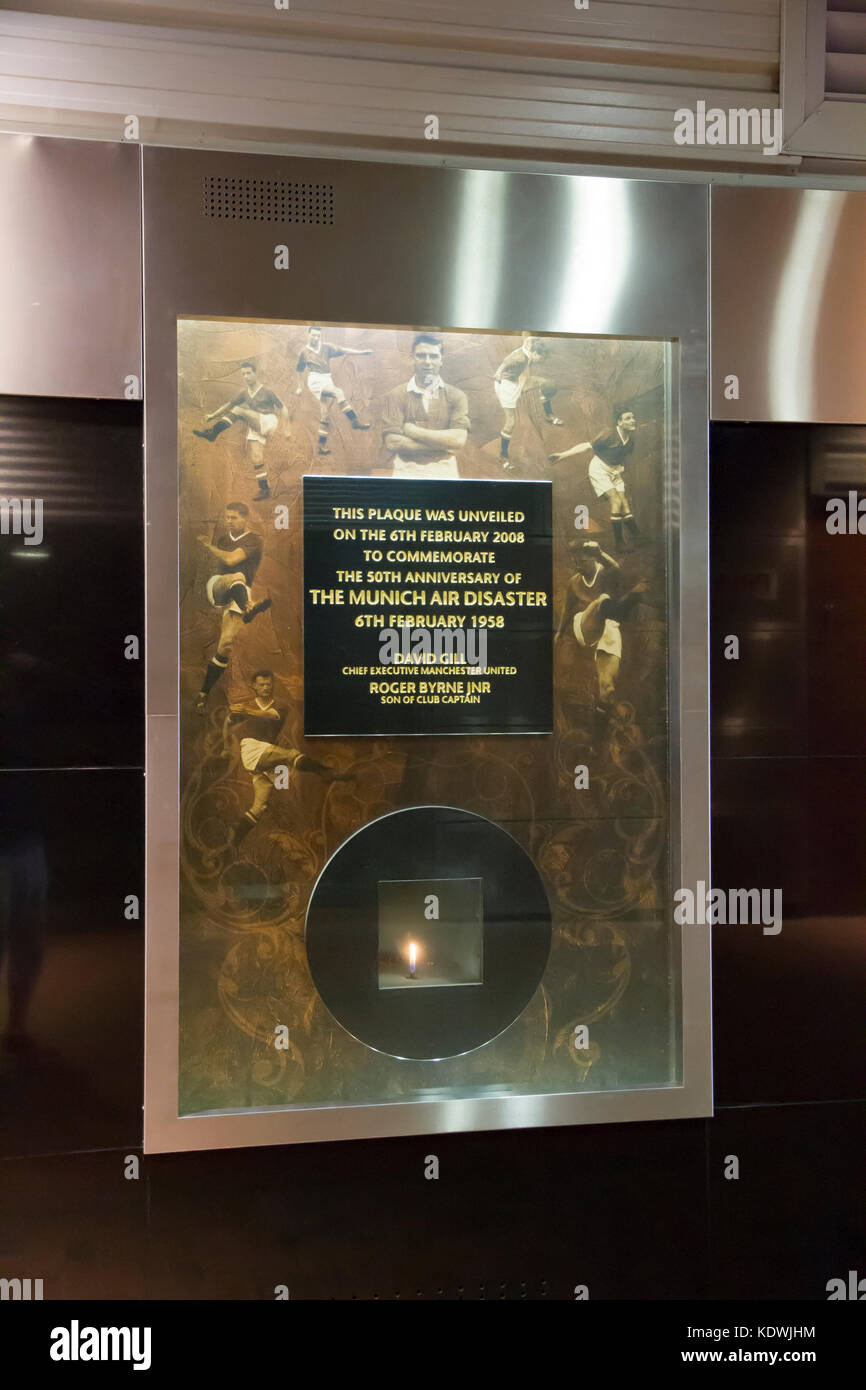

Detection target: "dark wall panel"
[0, 768, 144, 1158]
[708, 1103, 865, 1301]
[0, 395, 143, 769]
[710, 422, 866, 1115]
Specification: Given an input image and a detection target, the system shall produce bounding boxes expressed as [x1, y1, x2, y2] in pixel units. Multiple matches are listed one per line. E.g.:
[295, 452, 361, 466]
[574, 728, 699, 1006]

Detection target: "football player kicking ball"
[555, 541, 648, 717]
[223, 671, 355, 845]
[193, 360, 290, 501]
[494, 332, 563, 470]
[295, 326, 372, 455]
[194, 502, 272, 714]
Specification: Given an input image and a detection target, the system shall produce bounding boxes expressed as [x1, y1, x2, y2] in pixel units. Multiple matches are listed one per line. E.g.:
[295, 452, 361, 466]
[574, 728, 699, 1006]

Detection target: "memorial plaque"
[303, 475, 553, 735]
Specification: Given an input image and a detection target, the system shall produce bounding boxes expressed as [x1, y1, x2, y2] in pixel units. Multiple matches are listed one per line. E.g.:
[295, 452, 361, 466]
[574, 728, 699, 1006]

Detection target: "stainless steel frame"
[0, 133, 141, 399]
[143, 149, 711, 1151]
[711, 185, 866, 424]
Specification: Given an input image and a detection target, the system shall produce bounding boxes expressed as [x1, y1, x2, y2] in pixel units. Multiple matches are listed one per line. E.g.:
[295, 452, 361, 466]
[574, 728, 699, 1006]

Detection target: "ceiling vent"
[783, 0, 866, 157]
[826, 0, 866, 93]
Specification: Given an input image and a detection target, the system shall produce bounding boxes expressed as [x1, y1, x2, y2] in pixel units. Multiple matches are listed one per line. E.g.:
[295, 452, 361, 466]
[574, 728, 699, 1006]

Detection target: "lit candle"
[408, 942, 417, 977]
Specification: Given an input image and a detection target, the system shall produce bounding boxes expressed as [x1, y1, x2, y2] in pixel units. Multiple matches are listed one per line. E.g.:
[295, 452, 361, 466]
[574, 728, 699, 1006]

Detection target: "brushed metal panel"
[0, 133, 141, 400]
[142, 148, 710, 1150]
[711, 186, 866, 423]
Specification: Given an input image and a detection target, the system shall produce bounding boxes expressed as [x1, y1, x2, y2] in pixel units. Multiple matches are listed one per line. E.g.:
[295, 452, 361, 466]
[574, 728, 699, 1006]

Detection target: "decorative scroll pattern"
[177, 324, 673, 1112]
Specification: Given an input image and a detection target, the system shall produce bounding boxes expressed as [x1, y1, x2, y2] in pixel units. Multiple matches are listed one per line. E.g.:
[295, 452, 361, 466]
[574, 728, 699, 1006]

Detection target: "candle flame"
[408, 942, 417, 969]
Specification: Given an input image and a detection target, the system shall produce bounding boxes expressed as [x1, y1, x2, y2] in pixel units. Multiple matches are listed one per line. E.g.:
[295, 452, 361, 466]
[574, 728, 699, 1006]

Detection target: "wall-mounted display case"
[143, 152, 711, 1150]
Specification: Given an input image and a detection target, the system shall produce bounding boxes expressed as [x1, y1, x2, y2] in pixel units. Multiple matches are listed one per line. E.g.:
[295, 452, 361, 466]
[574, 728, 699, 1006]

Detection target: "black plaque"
[303, 475, 553, 735]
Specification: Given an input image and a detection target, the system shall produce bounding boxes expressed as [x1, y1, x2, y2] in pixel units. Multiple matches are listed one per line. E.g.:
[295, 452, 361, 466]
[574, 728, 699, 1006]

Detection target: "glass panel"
[176, 317, 677, 1115]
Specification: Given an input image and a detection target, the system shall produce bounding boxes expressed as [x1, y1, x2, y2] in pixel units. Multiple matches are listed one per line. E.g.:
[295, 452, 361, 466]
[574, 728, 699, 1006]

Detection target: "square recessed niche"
[377, 877, 484, 990]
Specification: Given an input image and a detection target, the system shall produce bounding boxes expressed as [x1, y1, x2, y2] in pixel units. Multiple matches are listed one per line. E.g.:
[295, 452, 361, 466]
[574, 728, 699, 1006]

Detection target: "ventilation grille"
[826, 4, 866, 97]
[202, 177, 334, 224]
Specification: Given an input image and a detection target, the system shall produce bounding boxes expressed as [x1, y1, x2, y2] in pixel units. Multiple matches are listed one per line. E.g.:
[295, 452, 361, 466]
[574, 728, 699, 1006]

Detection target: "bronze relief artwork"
[177, 318, 675, 1117]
